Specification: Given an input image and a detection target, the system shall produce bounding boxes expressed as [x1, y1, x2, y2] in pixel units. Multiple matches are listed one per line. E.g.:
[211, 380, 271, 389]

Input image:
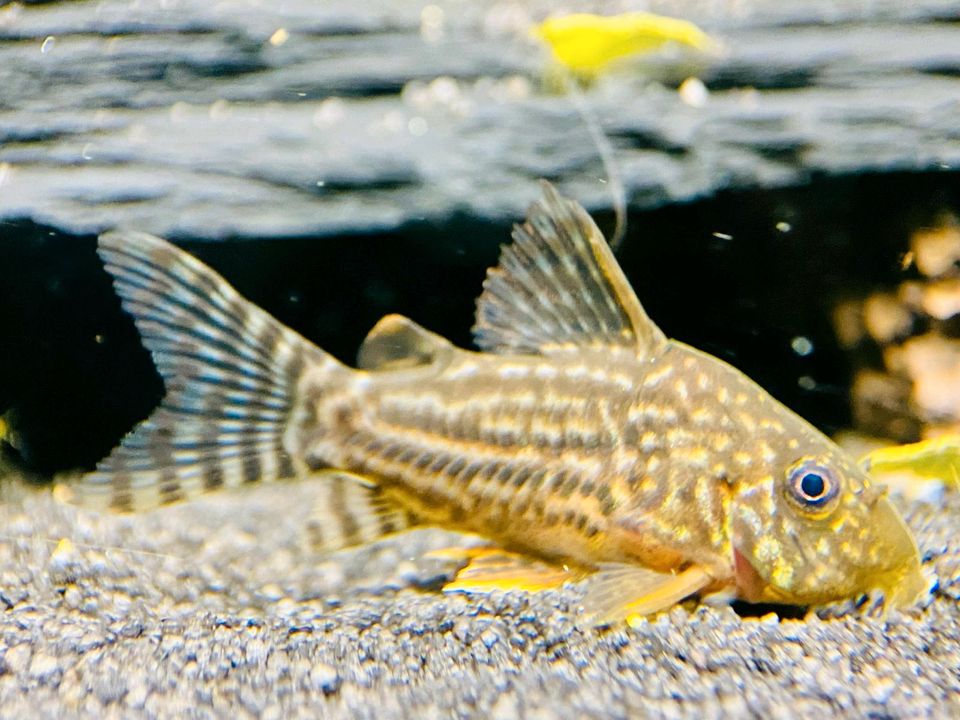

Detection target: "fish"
[63, 183, 928, 624]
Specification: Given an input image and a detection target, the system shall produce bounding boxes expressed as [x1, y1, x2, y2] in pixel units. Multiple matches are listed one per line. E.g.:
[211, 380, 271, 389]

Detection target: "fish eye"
[786, 460, 839, 509]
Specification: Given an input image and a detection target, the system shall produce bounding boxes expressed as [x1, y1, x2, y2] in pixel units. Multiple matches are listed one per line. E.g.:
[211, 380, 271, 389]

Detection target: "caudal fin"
[67, 231, 336, 512]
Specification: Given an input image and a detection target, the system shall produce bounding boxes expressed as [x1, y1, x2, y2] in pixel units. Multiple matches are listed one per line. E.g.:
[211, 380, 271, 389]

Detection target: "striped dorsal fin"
[64, 230, 337, 512]
[472, 182, 667, 358]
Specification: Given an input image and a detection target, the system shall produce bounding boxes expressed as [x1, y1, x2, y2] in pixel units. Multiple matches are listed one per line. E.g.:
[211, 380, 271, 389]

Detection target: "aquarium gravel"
[0, 479, 957, 718]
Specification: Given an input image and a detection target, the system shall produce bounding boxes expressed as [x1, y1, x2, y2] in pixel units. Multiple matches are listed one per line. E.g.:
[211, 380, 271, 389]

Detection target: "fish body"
[71, 184, 927, 622]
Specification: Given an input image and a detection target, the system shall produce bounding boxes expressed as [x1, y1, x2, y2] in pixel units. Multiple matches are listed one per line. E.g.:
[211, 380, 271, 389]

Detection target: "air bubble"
[791, 336, 814, 356]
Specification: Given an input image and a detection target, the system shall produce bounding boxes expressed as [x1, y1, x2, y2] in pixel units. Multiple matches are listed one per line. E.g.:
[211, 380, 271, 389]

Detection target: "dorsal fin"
[357, 314, 454, 371]
[472, 182, 667, 357]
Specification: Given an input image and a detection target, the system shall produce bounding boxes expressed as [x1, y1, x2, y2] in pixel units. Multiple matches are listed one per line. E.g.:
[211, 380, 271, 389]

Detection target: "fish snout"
[866, 496, 927, 609]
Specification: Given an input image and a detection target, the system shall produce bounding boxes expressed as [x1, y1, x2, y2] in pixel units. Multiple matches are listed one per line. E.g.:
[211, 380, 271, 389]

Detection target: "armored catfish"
[67, 183, 927, 623]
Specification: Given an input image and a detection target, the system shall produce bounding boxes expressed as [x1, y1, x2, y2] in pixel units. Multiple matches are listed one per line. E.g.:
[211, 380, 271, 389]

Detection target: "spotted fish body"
[72, 184, 927, 622]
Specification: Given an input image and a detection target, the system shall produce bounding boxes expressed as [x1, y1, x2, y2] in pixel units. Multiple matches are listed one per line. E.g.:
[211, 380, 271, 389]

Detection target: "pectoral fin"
[441, 548, 587, 594]
[581, 563, 714, 627]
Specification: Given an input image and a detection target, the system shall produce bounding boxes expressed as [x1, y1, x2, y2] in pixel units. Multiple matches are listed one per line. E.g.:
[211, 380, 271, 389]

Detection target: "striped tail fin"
[66, 230, 338, 512]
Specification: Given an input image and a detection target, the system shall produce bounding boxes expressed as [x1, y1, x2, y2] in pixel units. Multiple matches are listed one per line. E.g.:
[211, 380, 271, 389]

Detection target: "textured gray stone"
[0, 476, 958, 719]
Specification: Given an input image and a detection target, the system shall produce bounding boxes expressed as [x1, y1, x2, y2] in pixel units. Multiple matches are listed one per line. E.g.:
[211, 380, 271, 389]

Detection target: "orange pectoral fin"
[441, 549, 587, 594]
[581, 563, 714, 627]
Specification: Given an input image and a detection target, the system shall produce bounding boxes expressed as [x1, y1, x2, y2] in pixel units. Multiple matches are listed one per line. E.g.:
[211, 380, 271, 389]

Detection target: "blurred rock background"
[837, 218, 960, 441]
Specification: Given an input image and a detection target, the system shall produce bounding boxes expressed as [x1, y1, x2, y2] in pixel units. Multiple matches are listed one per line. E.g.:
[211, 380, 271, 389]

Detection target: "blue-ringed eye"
[787, 461, 839, 509]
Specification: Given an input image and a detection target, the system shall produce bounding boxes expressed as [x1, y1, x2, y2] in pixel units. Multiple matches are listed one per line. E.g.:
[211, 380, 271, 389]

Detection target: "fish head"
[728, 429, 927, 611]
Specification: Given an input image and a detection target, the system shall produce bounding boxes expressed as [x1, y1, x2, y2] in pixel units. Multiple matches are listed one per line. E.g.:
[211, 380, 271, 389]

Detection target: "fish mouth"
[733, 547, 794, 605]
[732, 498, 929, 610]
[732, 546, 768, 603]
